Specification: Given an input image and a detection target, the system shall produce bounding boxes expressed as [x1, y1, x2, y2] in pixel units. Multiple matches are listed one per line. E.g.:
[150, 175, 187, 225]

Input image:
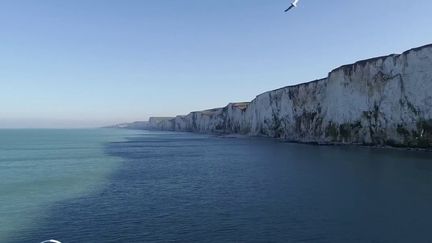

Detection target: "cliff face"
[143, 44, 432, 148]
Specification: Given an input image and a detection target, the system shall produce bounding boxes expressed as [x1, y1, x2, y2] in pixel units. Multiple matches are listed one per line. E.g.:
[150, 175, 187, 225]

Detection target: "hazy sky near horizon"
[1, 0, 431, 128]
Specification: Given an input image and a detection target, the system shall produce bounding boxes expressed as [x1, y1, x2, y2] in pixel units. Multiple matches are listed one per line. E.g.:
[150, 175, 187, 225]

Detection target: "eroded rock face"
[145, 44, 432, 148]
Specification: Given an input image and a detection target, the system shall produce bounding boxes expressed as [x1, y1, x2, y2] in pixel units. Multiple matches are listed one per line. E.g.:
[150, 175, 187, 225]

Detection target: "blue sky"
[1, 0, 431, 128]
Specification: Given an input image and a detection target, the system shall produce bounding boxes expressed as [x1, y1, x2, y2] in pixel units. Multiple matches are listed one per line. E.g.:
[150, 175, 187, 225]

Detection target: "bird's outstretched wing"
[284, 4, 295, 12]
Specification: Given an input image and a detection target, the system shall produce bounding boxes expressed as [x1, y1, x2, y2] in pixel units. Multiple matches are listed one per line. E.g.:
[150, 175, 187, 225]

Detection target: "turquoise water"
[2, 129, 432, 242]
[0, 129, 142, 242]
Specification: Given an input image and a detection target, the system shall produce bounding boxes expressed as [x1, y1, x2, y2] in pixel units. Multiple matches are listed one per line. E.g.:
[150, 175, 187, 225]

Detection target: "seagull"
[285, 0, 300, 12]
[40, 240, 62, 243]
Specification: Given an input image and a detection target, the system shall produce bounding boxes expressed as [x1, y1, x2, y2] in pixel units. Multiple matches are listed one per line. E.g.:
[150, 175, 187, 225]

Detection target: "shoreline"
[112, 43, 432, 150]
[126, 128, 432, 153]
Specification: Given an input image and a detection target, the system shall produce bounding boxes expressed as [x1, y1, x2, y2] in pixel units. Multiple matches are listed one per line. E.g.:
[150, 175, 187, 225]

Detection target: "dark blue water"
[7, 130, 432, 242]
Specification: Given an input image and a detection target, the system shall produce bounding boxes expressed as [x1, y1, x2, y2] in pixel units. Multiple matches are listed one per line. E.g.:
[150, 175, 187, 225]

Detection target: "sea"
[0, 129, 431, 243]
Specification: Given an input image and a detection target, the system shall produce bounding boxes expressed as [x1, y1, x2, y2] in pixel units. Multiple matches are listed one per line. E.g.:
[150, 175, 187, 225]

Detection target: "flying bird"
[285, 0, 300, 12]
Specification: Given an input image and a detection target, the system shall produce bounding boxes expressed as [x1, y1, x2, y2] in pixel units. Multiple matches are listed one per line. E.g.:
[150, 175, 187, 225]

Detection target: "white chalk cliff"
[125, 44, 432, 148]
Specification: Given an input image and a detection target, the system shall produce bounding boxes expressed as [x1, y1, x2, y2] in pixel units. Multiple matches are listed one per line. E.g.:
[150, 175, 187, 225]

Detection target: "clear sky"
[1, 0, 431, 128]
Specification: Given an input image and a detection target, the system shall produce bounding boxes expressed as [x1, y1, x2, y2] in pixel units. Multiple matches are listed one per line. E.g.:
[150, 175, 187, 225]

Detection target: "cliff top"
[334, 43, 432, 74]
[256, 43, 432, 99]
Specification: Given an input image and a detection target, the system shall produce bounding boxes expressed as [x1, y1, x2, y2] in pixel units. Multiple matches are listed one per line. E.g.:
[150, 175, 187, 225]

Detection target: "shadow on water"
[11, 132, 432, 243]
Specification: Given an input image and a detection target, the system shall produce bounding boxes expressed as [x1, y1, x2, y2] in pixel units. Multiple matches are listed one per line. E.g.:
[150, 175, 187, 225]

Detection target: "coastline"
[112, 43, 432, 150]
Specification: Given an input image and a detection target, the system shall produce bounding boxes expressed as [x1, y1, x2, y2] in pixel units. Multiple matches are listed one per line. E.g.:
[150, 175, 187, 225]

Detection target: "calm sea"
[1, 129, 431, 243]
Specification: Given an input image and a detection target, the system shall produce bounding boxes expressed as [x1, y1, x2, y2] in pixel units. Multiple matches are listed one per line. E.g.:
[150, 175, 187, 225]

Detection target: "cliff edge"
[121, 44, 432, 148]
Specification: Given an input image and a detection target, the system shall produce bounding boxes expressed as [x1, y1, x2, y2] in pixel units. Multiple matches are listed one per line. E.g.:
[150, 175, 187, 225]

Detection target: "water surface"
[0, 129, 142, 242]
[2, 130, 432, 242]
